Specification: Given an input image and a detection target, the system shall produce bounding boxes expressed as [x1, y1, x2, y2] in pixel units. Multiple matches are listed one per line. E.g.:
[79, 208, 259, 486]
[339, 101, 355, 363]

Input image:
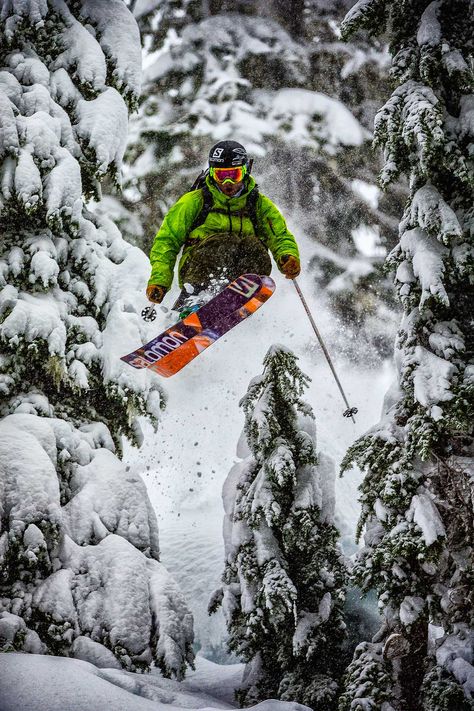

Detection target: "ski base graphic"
[121, 274, 276, 377]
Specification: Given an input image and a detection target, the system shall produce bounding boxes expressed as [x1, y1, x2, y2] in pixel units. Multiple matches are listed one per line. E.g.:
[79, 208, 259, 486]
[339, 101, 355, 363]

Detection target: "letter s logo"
[212, 147, 224, 158]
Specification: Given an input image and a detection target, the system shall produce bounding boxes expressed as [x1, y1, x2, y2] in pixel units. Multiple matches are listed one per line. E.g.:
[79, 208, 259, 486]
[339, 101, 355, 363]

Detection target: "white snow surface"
[417, 1, 442, 47]
[399, 596, 425, 626]
[265, 88, 369, 148]
[399, 227, 449, 307]
[0, 652, 312, 711]
[410, 345, 457, 408]
[75, 89, 130, 174]
[133, 0, 161, 18]
[409, 184, 462, 242]
[52, 0, 107, 92]
[436, 625, 474, 698]
[78, 0, 142, 98]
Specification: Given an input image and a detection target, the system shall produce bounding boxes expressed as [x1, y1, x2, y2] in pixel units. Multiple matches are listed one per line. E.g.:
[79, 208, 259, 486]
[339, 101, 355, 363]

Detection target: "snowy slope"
[123, 226, 394, 653]
[0, 653, 311, 711]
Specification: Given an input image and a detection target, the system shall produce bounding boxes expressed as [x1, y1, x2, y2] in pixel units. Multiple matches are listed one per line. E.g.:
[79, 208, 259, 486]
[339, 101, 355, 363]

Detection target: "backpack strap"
[190, 168, 209, 192]
[189, 183, 214, 234]
[246, 184, 260, 235]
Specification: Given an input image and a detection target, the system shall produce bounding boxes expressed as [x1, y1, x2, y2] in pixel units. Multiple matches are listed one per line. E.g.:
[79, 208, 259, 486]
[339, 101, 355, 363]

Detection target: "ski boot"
[178, 303, 201, 320]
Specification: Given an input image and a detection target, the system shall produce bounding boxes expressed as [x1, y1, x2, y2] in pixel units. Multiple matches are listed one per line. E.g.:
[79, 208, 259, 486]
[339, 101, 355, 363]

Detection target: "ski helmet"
[208, 140, 248, 168]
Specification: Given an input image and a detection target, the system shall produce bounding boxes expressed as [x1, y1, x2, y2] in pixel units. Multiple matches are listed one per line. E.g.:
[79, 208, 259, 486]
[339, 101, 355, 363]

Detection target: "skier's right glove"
[146, 284, 167, 303]
[279, 255, 301, 279]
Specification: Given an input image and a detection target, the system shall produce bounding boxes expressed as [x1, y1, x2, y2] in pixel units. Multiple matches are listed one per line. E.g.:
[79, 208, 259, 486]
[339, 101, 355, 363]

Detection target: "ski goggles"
[210, 165, 246, 184]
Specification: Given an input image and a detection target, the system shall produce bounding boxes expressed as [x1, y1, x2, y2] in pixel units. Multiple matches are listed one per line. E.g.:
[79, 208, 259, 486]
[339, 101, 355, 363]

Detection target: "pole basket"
[141, 306, 157, 322]
[343, 407, 358, 419]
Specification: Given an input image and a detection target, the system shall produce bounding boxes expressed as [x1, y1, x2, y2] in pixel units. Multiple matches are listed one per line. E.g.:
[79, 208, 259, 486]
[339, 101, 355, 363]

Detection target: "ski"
[121, 274, 276, 377]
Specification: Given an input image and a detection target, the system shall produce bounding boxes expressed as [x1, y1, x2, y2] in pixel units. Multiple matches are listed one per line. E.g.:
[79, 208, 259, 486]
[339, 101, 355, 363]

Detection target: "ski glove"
[280, 254, 301, 279]
[146, 284, 167, 303]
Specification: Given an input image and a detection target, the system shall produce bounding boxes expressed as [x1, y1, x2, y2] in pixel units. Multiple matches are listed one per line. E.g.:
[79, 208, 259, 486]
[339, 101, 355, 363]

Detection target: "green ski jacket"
[148, 175, 299, 289]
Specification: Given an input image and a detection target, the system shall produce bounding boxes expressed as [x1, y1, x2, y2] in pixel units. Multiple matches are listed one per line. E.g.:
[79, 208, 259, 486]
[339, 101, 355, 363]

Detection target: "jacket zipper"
[227, 204, 232, 233]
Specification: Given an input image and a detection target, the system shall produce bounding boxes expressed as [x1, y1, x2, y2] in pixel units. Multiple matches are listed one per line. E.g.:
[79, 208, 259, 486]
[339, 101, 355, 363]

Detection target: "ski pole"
[292, 277, 358, 424]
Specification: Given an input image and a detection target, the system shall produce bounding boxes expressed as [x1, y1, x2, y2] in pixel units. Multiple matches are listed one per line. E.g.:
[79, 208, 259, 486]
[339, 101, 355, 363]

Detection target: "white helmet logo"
[232, 147, 246, 165]
[212, 148, 224, 158]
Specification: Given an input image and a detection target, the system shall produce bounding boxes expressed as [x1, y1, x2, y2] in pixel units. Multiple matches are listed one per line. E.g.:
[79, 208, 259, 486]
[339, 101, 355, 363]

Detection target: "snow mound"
[0, 653, 312, 711]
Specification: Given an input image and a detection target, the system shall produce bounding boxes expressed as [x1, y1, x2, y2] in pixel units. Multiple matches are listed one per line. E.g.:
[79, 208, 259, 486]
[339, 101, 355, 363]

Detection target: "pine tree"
[0, 0, 193, 676]
[210, 345, 347, 710]
[339, 1, 474, 709]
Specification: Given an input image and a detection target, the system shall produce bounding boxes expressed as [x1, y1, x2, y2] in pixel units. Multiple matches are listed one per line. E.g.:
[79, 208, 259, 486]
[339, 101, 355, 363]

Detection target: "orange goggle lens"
[210, 166, 246, 184]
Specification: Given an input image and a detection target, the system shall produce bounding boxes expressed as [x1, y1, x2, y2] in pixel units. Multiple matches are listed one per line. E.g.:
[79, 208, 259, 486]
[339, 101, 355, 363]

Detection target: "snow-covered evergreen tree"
[0, 0, 193, 676]
[210, 345, 347, 710]
[339, 1, 474, 709]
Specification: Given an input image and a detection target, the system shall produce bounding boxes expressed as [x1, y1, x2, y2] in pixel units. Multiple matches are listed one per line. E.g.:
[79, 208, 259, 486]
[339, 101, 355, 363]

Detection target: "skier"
[146, 140, 301, 316]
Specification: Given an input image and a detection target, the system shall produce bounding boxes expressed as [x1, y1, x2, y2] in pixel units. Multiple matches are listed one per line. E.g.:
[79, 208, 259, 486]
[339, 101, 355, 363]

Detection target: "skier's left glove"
[279, 255, 301, 279]
[146, 284, 167, 303]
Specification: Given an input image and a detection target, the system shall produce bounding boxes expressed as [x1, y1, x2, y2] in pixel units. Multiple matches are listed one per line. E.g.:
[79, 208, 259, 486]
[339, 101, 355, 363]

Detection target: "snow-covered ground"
[123, 226, 395, 656]
[0, 653, 311, 711]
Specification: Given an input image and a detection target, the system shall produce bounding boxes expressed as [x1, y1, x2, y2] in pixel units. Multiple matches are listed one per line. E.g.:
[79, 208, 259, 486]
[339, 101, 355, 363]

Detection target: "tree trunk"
[399, 619, 427, 711]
